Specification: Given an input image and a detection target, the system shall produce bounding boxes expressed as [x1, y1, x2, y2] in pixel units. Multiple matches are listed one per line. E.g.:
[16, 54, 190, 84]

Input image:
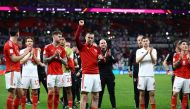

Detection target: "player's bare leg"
[91, 92, 99, 109]
[80, 92, 88, 109]
[48, 88, 54, 109]
[32, 89, 38, 109]
[65, 87, 73, 109]
[139, 90, 145, 109]
[171, 92, 179, 109]
[149, 91, 156, 109]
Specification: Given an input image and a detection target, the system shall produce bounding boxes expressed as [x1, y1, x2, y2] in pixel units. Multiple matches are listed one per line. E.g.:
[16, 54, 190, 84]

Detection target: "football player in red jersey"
[171, 40, 190, 109]
[43, 30, 67, 109]
[4, 27, 31, 109]
[75, 20, 104, 109]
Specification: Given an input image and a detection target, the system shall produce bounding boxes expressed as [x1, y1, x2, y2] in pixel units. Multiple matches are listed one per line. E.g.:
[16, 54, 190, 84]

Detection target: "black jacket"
[98, 49, 117, 77]
[128, 47, 139, 77]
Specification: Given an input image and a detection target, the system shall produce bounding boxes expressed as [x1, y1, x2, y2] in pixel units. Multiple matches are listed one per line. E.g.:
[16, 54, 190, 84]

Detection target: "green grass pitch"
[0, 74, 176, 109]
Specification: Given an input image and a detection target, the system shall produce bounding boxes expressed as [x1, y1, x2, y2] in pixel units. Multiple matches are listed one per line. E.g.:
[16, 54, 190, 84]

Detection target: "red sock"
[151, 104, 156, 109]
[14, 97, 20, 109]
[6, 95, 14, 109]
[182, 95, 188, 109]
[171, 96, 177, 109]
[54, 94, 59, 109]
[47, 92, 53, 109]
[68, 100, 73, 108]
[32, 94, 38, 109]
[91, 107, 97, 109]
[21, 96, 26, 109]
[140, 103, 145, 109]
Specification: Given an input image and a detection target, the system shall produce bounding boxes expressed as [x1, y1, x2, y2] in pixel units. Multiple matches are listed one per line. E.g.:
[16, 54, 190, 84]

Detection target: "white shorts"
[5, 71, 22, 89]
[21, 76, 40, 89]
[173, 76, 190, 93]
[63, 72, 72, 87]
[47, 75, 63, 88]
[81, 74, 102, 92]
[138, 76, 155, 91]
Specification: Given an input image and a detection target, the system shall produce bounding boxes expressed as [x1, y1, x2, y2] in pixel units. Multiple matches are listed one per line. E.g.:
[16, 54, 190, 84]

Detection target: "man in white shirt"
[136, 36, 157, 109]
[20, 37, 44, 109]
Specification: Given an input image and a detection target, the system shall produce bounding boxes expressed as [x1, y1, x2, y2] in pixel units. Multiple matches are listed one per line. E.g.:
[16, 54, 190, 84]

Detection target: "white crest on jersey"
[8, 41, 13, 47]
[94, 49, 97, 53]
[10, 49, 13, 54]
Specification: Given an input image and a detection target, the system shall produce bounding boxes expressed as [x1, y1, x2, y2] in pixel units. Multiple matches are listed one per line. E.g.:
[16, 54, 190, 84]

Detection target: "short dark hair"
[173, 40, 181, 47]
[179, 40, 188, 45]
[9, 27, 19, 37]
[142, 36, 149, 40]
[25, 36, 34, 42]
[52, 30, 62, 37]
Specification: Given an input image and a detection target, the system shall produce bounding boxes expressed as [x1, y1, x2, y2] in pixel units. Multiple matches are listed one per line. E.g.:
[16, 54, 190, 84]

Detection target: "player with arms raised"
[75, 20, 103, 109]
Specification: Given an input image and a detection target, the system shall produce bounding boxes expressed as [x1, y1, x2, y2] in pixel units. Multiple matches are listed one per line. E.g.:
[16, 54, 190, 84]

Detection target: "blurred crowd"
[0, 0, 189, 9]
[0, 12, 189, 71]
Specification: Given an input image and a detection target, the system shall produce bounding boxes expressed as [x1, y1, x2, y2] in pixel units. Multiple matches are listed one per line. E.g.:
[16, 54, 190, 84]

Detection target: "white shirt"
[136, 47, 157, 76]
[20, 48, 40, 77]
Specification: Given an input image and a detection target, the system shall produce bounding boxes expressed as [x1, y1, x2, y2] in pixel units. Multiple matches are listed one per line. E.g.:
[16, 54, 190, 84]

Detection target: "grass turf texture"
[0, 74, 175, 109]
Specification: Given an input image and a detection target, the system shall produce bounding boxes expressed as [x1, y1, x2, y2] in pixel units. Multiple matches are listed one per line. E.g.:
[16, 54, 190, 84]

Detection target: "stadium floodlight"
[51, 11, 55, 14]
[153, 0, 158, 3]
[23, 10, 26, 13]
[167, 36, 170, 40]
[47, 30, 50, 34]
[107, 31, 110, 35]
[166, 32, 169, 36]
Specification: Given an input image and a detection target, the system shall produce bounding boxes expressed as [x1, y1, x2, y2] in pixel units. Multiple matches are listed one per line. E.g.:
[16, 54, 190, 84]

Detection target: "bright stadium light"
[153, 0, 158, 3]
[47, 30, 50, 34]
[52, 11, 55, 14]
[107, 31, 110, 35]
[166, 32, 169, 35]
[167, 36, 170, 40]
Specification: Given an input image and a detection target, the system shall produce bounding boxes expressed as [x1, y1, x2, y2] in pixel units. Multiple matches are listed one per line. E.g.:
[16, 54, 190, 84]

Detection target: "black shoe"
[73, 104, 78, 109]
[64, 105, 68, 109]
[26, 101, 32, 105]
[60, 98, 64, 105]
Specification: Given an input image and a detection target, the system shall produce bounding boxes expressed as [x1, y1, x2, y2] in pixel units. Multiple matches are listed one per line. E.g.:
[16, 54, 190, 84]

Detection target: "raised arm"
[11, 47, 31, 62]
[136, 49, 148, 64]
[150, 48, 157, 64]
[75, 20, 84, 50]
[43, 46, 57, 63]
[32, 48, 45, 66]
[173, 53, 182, 69]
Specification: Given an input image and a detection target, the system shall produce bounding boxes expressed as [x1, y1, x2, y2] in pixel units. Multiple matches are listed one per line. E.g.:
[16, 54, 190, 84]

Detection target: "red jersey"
[43, 44, 66, 75]
[173, 52, 190, 79]
[4, 40, 20, 73]
[75, 26, 101, 74]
